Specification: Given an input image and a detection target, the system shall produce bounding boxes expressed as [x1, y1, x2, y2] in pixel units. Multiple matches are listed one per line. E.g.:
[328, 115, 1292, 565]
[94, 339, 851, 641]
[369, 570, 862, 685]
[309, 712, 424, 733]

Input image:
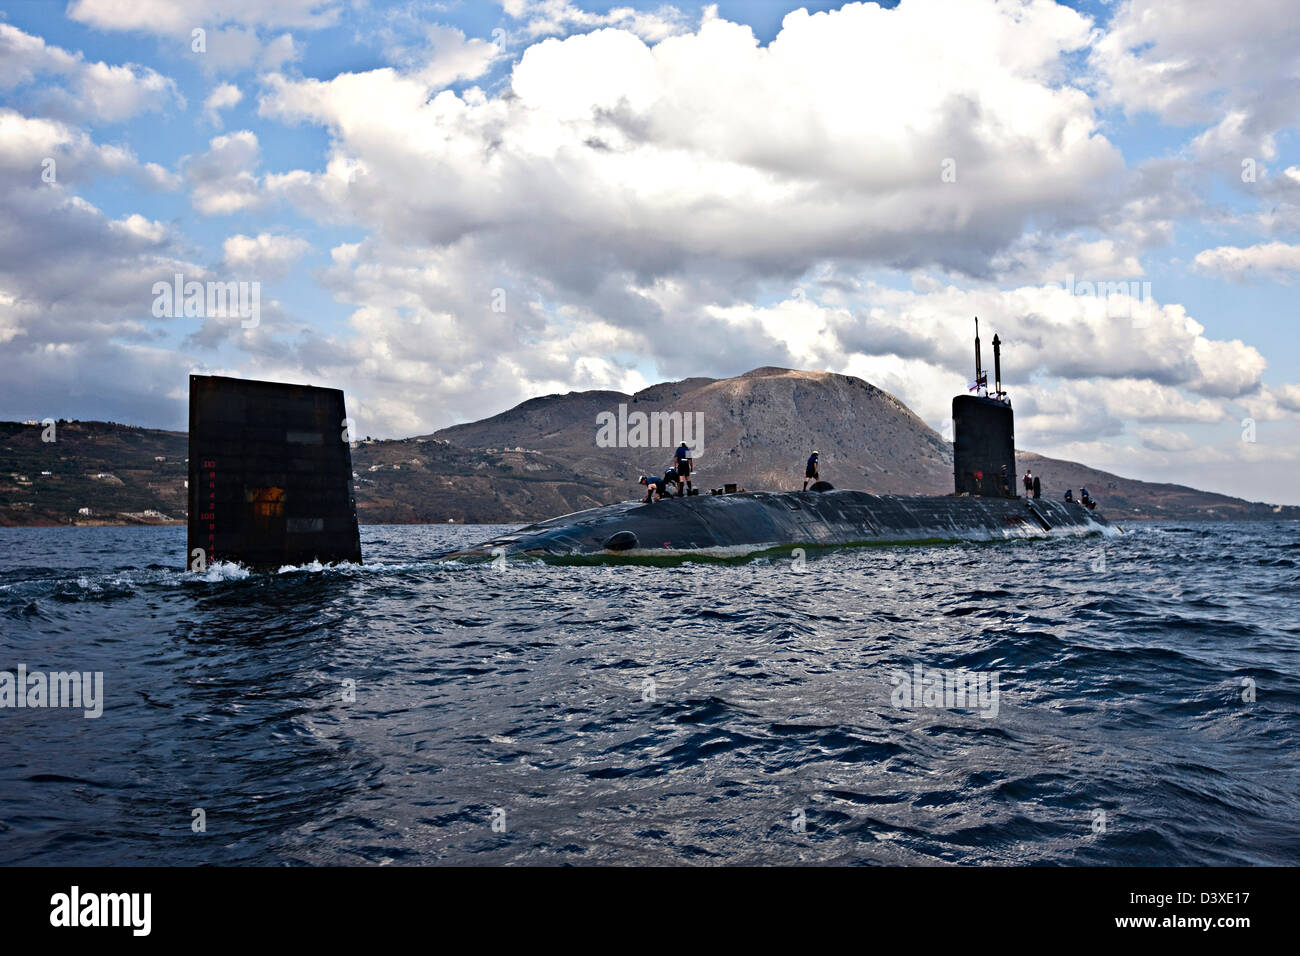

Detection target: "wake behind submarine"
[445, 324, 1115, 562]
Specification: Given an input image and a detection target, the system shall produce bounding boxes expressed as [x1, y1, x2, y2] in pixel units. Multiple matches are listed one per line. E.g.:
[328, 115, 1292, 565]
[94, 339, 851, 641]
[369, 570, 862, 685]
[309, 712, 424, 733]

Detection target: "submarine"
[445, 323, 1115, 562]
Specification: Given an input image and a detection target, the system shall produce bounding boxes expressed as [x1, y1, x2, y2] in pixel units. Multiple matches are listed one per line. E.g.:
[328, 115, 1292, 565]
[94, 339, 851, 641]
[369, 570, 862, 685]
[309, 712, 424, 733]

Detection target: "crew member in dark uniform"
[639, 475, 667, 503]
[803, 451, 820, 491]
[673, 442, 693, 497]
[1032, 474, 1041, 499]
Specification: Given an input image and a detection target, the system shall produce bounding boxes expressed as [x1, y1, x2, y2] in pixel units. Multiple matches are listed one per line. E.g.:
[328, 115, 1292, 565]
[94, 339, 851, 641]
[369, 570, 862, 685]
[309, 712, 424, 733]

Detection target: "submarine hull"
[445, 490, 1114, 561]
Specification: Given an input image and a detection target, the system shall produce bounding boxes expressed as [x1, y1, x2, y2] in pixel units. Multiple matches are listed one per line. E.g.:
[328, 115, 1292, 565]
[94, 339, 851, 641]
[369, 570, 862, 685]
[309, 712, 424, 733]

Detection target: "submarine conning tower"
[952, 318, 1016, 497]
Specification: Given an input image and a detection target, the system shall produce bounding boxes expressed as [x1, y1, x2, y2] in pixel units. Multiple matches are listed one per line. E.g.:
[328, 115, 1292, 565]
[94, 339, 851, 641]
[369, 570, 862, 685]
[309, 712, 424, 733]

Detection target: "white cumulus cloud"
[1194, 242, 1300, 282]
[222, 232, 310, 276]
[203, 82, 243, 126]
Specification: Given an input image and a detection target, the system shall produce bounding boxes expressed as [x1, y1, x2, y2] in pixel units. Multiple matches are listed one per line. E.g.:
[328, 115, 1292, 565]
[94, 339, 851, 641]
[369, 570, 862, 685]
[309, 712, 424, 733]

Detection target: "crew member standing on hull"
[803, 451, 820, 491]
[1023, 470, 1033, 498]
[673, 442, 693, 497]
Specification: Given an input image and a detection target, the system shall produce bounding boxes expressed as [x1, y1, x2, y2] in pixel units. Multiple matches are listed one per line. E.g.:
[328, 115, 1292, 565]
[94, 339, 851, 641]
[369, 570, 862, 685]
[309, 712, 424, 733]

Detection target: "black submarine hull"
[444, 489, 1114, 561]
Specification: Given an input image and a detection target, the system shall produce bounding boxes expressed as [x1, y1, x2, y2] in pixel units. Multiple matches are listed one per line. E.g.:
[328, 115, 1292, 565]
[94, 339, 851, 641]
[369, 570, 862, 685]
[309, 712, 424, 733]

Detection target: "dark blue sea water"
[1, 521, 1297, 866]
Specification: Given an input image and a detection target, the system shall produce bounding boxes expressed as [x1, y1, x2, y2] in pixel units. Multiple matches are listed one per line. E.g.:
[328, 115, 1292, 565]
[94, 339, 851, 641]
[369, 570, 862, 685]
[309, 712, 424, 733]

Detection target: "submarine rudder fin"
[186, 374, 362, 571]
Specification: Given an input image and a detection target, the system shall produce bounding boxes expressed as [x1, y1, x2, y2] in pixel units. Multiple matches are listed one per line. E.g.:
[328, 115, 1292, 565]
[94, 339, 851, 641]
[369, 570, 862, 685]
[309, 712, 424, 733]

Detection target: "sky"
[0, 0, 1297, 503]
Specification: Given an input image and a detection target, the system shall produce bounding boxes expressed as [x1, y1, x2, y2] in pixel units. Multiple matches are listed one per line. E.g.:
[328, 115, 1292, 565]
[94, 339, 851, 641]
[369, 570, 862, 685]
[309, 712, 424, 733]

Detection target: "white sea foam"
[187, 561, 250, 582]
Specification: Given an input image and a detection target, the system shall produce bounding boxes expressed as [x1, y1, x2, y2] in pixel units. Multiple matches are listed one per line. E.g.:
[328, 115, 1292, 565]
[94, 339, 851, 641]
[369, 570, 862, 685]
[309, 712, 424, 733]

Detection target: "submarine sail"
[952, 321, 1016, 498]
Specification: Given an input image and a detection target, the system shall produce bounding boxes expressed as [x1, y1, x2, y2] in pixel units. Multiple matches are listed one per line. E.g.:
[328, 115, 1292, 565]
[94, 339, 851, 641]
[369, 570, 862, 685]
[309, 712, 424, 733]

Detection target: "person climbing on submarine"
[639, 474, 668, 503]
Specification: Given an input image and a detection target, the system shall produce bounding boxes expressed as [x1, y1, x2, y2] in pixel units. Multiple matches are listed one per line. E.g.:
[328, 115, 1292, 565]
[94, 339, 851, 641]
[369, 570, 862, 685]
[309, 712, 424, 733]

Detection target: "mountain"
[2, 368, 1296, 526]
[431, 368, 952, 495]
[417, 367, 1293, 522]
